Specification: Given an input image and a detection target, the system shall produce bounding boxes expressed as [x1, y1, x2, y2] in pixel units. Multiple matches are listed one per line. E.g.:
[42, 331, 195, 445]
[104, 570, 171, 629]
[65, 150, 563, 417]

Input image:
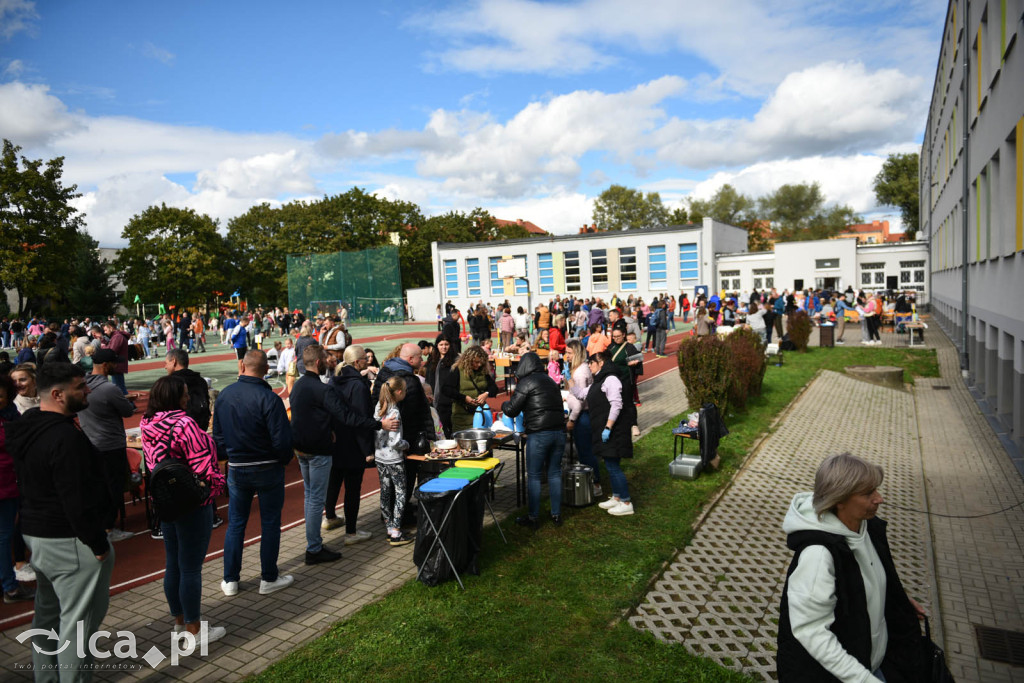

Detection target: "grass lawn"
[251, 346, 938, 682]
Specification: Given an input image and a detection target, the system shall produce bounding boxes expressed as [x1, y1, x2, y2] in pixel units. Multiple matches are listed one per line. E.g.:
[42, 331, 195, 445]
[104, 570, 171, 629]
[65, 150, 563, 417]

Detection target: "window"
[514, 255, 528, 295]
[564, 251, 581, 292]
[489, 256, 504, 296]
[679, 243, 698, 280]
[591, 249, 608, 291]
[466, 258, 480, 297]
[899, 260, 927, 292]
[753, 268, 773, 291]
[719, 269, 740, 292]
[538, 253, 554, 294]
[648, 245, 667, 287]
[815, 258, 840, 269]
[444, 259, 459, 297]
[860, 262, 885, 286]
[619, 247, 637, 290]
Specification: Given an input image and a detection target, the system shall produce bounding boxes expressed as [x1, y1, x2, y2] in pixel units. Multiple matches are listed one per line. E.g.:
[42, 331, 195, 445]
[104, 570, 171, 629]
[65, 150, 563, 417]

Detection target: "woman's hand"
[909, 597, 927, 620]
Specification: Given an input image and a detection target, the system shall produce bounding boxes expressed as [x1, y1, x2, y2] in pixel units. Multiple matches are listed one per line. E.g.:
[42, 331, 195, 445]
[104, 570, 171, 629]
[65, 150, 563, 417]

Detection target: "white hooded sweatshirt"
[782, 492, 887, 682]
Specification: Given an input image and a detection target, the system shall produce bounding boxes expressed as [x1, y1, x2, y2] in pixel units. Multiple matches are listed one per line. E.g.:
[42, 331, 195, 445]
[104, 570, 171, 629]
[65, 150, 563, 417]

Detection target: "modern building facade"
[920, 0, 1024, 447]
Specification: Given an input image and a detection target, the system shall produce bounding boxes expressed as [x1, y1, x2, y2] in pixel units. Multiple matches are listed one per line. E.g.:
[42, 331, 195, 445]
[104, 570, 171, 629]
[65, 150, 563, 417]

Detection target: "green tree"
[687, 184, 754, 226]
[398, 209, 531, 290]
[56, 232, 119, 317]
[669, 205, 689, 224]
[591, 184, 671, 231]
[0, 139, 86, 316]
[226, 188, 423, 306]
[758, 182, 860, 242]
[873, 152, 920, 240]
[113, 204, 229, 311]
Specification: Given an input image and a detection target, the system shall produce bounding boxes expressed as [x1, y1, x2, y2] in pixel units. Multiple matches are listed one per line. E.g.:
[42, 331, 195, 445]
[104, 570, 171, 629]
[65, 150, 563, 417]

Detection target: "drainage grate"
[975, 624, 1024, 666]
[932, 385, 951, 390]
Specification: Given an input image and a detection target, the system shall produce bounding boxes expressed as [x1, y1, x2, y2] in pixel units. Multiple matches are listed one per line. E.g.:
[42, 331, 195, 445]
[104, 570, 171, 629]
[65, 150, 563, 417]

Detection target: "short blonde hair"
[812, 453, 884, 517]
[342, 344, 365, 366]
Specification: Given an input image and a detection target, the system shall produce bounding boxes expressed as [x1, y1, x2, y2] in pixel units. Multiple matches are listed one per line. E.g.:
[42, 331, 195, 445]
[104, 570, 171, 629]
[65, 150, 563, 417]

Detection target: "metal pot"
[453, 429, 494, 454]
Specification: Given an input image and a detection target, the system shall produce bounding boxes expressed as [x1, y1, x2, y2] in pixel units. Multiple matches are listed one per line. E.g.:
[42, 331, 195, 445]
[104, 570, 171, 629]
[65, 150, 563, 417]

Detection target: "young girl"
[374, 377, 413, 546]
[547, 350, 563, 385]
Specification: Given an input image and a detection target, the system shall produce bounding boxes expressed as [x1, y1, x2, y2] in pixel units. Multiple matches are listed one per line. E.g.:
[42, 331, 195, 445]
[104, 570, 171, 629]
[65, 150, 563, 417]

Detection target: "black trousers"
[324, 458, 366, 535]
[97, 447, 128, 529]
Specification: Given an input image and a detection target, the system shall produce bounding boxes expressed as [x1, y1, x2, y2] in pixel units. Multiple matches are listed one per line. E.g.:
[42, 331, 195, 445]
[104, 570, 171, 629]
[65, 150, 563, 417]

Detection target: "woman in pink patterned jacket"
[142, 375, 227, 645]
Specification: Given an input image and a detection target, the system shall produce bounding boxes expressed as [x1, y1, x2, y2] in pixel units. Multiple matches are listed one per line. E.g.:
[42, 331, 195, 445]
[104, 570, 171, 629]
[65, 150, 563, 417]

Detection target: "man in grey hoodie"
[77, 349, 136, 541]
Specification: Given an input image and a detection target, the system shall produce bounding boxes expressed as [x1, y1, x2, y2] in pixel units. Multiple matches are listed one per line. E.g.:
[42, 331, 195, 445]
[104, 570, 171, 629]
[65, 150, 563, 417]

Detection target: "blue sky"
[0, 0, 944, 245]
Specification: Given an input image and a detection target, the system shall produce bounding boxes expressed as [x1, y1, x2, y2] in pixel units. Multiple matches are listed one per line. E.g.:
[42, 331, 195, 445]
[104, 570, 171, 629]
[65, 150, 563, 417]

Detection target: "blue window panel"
[538, 253, 554, 294]
[679, 243, 699, 280]
[649, 245, 667, 284]
[444, 259, 459, 297]
[489, 257, 503, 296]
[466, 258, 481, 297]
[515, 255, 528, 294]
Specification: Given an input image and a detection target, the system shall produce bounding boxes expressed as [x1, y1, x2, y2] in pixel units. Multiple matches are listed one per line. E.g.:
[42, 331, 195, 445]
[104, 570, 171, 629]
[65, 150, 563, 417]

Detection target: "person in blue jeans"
[213, 350, 294, 596]
[500, 352, 567, 529]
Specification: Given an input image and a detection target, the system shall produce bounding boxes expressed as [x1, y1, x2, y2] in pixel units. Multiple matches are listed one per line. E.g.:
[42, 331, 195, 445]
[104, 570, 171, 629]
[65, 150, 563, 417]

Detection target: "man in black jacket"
[500, 352, 566, 529]
[164, 349, 211, 430]
[290, 346, 397, 564]
[8, 363, 115, 678]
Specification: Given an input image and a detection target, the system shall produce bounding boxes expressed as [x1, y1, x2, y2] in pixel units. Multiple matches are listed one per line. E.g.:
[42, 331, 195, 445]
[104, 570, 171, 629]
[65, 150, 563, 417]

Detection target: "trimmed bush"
[787, 310, 812, 352]
[723, 327, 767, 409]
[677, 335, 734, 414]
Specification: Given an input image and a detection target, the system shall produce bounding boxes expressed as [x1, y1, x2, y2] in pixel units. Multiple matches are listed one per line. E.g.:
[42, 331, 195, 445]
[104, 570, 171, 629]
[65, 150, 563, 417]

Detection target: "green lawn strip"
[250, 346, 937, 682]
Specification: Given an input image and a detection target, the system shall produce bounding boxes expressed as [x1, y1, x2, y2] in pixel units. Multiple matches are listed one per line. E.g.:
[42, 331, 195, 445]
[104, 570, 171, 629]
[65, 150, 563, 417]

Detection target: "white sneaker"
[200, 625, 227, 646]
[598, 497, 621, 510]
[259, 575, 294, 595]
[608, 501, 635, 516]
[14, 565, 35, 583]
[107, 529, 134, 542]
[321, 517, 344, 531]
[344, 529, 372, 545]
[220, 580, 238, 597]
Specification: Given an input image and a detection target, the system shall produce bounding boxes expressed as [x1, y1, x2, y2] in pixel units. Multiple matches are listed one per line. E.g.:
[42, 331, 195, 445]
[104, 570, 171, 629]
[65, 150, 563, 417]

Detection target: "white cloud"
[412, 0, 939, 96]
[3, 58, 24, 77]
[687, 154, 888, 215]
[0, 0, 37, 40]
[141, 41, 175, 65]
[0, 81, 80, 146]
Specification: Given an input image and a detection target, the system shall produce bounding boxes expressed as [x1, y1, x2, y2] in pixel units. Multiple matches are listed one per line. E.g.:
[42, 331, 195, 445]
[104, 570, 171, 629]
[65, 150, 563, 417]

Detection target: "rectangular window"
[679, 243, 698, 280]
[591, 249, 608, 292]
[514, 255, 528, 295]
[564, 251, 581, 292]
[466, 258, 480, 297]
[538, 253, 554, 294]
[860, 262, 884, 287]
[648, 245, 667, 287]
[444, 259, 459, 297]
[619, 247, 637, 290]
[899, 260, 927, 292]
[489, 256, 504, 296]
[753, 267, 773, 291]
[815, 258, 840, 269]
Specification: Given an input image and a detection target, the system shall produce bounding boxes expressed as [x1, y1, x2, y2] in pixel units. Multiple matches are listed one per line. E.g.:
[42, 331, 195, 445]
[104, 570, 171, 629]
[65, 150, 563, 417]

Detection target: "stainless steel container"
[669, 454, 703, 480]
[563, 464, 595, 506]
[453, 429, 494, 454]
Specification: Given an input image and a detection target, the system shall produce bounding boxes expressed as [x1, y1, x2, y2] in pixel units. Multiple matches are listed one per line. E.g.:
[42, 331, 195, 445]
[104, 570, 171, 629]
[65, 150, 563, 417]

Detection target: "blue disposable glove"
[601, 428, 611, 443]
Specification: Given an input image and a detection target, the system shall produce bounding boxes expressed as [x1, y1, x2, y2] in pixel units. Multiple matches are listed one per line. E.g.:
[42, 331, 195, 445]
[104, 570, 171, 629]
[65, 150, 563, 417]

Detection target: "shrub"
[787, 310, 812, 352]
[677, 335, 734, 414]
[724, 327, 767, 409]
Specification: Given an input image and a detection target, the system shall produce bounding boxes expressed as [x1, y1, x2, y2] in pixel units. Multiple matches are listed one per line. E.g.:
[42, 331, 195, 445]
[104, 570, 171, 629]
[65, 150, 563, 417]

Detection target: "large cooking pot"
[453, 428, 494, 454]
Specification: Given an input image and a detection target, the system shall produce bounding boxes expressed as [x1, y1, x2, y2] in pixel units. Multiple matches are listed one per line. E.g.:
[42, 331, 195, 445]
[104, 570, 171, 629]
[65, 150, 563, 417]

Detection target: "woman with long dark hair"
[141, 375, 226, 644]
[425, 334, 458, 438]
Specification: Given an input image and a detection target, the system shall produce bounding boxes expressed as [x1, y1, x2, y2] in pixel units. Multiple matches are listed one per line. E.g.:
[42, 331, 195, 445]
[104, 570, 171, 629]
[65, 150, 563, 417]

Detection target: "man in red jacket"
[101, 321, 131, 396]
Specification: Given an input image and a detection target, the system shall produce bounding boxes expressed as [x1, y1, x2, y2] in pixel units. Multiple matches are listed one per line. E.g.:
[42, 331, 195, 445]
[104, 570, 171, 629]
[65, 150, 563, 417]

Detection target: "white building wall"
[774, 239, 858, 293]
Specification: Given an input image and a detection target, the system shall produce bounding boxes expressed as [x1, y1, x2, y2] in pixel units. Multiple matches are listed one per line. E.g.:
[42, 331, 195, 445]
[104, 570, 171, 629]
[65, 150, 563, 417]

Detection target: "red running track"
[0, 333, 686, 631]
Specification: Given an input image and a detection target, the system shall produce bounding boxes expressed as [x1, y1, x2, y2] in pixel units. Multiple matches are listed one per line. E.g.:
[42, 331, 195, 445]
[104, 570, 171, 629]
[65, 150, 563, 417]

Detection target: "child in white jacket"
[373, 377, 412, 546]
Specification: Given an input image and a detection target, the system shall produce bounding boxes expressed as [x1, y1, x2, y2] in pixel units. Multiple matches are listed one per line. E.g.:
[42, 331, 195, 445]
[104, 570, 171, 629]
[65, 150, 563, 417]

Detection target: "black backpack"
[148, 423, 208, 522]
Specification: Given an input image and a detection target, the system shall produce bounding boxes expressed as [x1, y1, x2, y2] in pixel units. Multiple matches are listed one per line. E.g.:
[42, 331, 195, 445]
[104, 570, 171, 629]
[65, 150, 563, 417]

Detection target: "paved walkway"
[630, 323, 1024, 681]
